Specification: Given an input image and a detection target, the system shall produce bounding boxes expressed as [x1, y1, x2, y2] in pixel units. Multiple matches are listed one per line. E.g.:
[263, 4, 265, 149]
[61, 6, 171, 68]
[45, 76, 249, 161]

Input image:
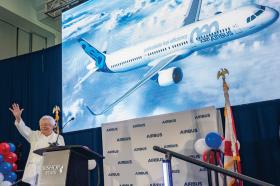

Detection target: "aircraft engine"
[156, 67, 183, 86]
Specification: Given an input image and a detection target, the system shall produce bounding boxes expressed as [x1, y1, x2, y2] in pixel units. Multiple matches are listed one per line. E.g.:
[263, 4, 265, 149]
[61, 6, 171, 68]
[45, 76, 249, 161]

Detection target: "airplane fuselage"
[104, 4, 278, 73]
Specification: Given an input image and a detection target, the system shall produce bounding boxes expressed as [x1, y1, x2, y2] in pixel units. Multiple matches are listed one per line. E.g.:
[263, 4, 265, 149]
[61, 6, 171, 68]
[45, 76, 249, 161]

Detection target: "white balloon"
[0, 173, 4, 182]
[194, 138, 210, 155]
[219, 140, 225, 152]
[88, 160, 97, 170]
[0, 181, 12, 186]
[237, 140, 240, 150]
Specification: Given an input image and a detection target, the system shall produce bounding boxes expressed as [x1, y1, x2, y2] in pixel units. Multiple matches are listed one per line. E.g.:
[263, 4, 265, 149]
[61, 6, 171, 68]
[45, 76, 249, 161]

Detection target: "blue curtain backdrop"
[0, 45, 64, 185]
[224, 100, 280, 186]
[0, 45, 279, 185]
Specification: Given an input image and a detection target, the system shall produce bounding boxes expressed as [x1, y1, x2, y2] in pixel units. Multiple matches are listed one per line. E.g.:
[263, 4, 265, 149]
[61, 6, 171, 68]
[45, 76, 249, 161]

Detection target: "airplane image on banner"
[76, 0, 279, 116]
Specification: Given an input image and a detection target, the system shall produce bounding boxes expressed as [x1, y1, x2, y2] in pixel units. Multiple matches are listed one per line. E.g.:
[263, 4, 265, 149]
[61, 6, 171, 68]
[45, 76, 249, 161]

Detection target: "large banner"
[62, 0, 280, 132]
[102, 107, 222, 185]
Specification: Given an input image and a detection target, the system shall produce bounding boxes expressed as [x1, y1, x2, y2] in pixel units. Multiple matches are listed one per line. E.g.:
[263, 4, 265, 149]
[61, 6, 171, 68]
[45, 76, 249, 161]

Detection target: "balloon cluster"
[194, 132, 240, 163]
[194, 132, 223, 155]
[194, 132, 223, 165]
[0, 143, 18, 186]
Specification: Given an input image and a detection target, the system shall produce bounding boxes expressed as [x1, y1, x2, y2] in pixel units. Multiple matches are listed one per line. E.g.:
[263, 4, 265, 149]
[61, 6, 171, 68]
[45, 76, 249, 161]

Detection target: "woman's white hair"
[39, 115, 56, 126]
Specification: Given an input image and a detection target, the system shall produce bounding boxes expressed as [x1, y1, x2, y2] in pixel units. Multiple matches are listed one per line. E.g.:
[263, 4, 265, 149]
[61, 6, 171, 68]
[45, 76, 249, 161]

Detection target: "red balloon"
[0, 143, 10, 155]
[202, 152, 208, 162]
[209, 151, 215, 164]
[12, 163, 17, 171]
[4, 152, 17, 163]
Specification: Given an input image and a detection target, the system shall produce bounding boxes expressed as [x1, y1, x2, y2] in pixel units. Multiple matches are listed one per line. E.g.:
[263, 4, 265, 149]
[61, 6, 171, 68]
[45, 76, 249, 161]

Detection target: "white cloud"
[218, 40, 246, 60]
[151, 107, 173, 116]
[63, 98, 84, 119]
[251, 41, 261, 50]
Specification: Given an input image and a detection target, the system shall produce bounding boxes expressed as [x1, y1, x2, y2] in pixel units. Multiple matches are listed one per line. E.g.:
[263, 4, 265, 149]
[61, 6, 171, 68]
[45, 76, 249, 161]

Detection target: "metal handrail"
[153, 146, 275, 186]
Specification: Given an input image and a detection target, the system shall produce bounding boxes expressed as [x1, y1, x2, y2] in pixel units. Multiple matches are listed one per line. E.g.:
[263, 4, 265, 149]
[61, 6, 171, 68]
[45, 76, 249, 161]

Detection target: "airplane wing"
[74, 67, 98, 89]
[183, 0, 202, 26]
[86, 54, 178, 116]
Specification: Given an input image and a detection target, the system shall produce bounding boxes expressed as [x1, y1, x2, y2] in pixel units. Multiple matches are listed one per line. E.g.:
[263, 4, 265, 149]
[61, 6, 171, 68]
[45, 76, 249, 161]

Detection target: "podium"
[34, 145, 104, 186]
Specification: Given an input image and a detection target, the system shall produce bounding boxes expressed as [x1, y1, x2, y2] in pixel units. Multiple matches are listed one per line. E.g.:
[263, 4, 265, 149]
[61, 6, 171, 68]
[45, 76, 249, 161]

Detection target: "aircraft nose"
[266, 7, 279, 23]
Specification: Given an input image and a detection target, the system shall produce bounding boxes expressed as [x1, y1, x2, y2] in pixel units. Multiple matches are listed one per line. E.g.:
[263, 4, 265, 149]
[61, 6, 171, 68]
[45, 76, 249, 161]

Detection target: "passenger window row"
[111, 56, 142, 68]
[148, 47, 168, 56]
[147, 40, 189, 56]
[171, 40, 188, 49]
[196, 27, 231, 40]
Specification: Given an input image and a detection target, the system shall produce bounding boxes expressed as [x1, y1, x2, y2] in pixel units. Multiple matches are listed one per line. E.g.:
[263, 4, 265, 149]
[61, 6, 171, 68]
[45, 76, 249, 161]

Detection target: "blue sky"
[62, 0, 280, 132]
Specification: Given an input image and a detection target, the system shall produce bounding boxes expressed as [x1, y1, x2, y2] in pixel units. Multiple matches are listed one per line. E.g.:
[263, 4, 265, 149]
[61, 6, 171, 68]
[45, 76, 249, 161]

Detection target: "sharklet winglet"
[86, 105, 99, 116]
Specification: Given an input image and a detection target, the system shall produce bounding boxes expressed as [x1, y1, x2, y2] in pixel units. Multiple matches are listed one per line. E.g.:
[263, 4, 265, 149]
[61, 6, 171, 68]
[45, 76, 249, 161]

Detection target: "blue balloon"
[4, 171, 17, 182]
[8, 143, 16, 153]
[205, 132, 222, 149]
[0, 162, 12, 173]
[0, 154, 3, 162]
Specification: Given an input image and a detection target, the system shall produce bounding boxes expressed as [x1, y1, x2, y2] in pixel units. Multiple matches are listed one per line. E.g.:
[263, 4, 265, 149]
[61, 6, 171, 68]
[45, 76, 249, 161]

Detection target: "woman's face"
[39, 119, 54, 136]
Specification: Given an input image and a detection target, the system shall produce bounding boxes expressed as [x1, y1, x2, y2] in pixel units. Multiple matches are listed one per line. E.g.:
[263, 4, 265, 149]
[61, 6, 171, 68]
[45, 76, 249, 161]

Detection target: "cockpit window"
[255, 10, 263, 16]
[247, 6, 265, 23]
[256, 5, 266, 10]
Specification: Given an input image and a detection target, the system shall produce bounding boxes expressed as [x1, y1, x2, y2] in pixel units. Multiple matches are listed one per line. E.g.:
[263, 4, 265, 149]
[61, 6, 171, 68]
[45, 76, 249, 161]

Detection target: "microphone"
[63, 117, 75, 128]
[49, 117, 75, 147]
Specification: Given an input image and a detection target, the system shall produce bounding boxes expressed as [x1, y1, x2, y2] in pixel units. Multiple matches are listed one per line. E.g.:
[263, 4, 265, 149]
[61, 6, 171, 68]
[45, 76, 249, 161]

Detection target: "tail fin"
[183, 0, 202, 26]
[78, 38, 107, 69]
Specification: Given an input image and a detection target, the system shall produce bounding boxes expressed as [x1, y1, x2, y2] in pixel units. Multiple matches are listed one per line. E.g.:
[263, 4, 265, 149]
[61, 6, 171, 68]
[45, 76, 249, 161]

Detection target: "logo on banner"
[180, 128, 198, 134]
[108, 172, 120, 176]
[134, 147, 147, 152]
[194, 113, 210, 120]
[135, 171, 149, 175]
[189, 154, 201, 159]
[106, 127, 118, 132]
[164, 144, 178, 149]
[103, 107, 218, 186]
[118, 160, 133, 165]
[184, 181, 203, 186]
[133, 123, 146, 128]
[117, 137, 131, 142]
[107, 150, 119, 154]
[148, 157, 163, 163]
[172, 169, 180, 174]
[147, 132, 162, 138]
[150, 183, 164, 186]
[162, 119, 176, 124]
[200, 167, 207, 171]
